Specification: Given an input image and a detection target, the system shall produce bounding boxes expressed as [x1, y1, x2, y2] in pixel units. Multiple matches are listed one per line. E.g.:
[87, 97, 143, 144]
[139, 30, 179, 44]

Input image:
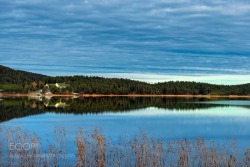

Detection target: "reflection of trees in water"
[0, 97, 248, 122]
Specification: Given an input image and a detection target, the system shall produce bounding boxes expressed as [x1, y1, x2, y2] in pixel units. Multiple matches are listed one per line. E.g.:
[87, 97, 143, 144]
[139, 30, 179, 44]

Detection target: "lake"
[0, 97, 250, 165]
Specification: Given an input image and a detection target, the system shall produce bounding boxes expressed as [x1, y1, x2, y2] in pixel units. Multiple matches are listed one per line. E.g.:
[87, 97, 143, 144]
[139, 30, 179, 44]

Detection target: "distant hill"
[0, 65, 47, 84]
[0, 65, 249, 95]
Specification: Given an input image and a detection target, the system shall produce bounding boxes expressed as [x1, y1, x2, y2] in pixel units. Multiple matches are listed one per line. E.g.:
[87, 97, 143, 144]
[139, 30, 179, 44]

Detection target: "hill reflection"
[0, 97, 249, 122]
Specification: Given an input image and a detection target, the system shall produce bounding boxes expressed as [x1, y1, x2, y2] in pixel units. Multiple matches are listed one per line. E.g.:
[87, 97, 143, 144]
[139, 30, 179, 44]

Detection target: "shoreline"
[0, 93, 250, 98]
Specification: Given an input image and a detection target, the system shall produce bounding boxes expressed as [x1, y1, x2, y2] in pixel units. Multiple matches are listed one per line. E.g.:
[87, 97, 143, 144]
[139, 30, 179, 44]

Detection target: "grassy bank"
[0, 126, 249, 166]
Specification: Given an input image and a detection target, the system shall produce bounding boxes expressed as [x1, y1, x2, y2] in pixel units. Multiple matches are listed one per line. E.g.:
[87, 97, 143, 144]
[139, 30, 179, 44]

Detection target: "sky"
[0, 0, 250, 85]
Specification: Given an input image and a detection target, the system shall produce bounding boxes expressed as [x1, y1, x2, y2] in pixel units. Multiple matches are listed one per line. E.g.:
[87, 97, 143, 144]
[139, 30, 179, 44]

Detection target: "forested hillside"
[0, 65, 47, 84]
[43, 76, 250, 95]
[0, 65, 249, 95]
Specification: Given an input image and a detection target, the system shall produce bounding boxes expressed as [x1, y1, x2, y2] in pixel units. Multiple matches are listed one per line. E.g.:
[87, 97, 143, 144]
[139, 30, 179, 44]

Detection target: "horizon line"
[3, 64, 249, 86]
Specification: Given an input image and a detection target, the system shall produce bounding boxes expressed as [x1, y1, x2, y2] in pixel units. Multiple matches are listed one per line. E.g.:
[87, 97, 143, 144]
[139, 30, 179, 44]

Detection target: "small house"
[55, 83, 70, 89]
[45, 83, 70, 89]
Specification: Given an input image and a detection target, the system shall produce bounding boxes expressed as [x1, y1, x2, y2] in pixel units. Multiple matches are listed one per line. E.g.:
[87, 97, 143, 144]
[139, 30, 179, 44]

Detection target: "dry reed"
[0, 126, 249, 167]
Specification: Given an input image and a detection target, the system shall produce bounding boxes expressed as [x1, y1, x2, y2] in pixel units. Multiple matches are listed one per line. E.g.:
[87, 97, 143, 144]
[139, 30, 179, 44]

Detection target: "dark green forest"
[0, 65, 47, 84]
[0, 65, 250, 95]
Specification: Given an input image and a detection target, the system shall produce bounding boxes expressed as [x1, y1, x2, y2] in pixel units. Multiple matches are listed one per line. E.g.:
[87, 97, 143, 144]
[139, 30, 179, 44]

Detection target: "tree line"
[0, 65, 249, 95]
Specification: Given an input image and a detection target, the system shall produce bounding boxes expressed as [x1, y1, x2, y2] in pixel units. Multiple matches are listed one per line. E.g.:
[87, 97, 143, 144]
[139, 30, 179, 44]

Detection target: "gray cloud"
[0, 0, 249, 83]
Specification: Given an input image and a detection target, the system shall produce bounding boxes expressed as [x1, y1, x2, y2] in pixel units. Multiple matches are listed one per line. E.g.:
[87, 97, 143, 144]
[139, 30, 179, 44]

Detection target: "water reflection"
[1, 97, 250, 157]
[44, 98, 70, 108]
[0, 97, 249, 122]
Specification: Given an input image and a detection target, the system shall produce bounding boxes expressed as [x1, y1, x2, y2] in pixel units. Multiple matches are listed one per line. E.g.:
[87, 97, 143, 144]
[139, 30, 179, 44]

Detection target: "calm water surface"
[0, 97, 250, 160]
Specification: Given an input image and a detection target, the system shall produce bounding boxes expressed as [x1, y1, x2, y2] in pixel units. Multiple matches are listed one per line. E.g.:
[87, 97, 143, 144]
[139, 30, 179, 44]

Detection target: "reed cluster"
[0, 126, 249, 166]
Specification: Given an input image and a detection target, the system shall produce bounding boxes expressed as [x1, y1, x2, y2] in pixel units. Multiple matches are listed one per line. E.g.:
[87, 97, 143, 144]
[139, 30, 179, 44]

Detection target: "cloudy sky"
[0, 0, 250, 84]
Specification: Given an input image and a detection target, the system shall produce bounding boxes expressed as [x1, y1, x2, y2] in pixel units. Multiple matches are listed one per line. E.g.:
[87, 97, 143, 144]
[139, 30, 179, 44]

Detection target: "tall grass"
[0, 126, 249, 166]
